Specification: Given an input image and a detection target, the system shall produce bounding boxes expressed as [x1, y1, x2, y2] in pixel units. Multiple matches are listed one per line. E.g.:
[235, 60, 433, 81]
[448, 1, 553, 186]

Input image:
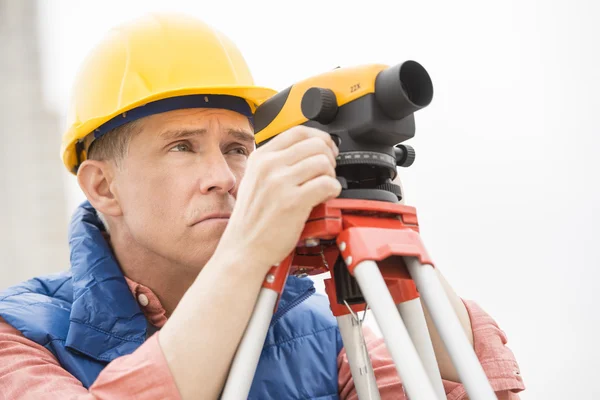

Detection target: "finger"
[280, 136, 336, 167]
[262, 126, 336, 155]
[296, 175, 342, 208]
[286, 153, 336, 186]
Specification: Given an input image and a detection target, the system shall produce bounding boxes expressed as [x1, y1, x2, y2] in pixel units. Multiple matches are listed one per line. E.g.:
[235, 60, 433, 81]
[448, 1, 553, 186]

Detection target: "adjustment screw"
[305, 238, 320, 247]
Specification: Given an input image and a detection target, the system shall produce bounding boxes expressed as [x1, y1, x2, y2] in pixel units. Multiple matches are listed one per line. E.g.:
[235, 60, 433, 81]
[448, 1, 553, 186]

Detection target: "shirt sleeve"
[0, 317, 181, 400]
[337, 299, 525, 400]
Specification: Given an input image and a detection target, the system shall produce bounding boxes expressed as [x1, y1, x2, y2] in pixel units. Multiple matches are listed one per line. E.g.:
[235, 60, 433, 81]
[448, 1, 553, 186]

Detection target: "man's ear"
[77, 159, 123, 217]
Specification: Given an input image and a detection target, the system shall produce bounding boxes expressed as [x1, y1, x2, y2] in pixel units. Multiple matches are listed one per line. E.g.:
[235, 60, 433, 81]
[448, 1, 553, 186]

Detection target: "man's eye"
[170, 143, 191, 152]
[228, 147, 249, 156]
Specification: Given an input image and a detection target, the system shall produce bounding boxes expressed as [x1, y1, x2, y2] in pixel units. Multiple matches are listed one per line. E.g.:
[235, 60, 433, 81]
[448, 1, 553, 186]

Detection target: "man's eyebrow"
[227, 128, 255, 144]
[159, 128, 255, 144]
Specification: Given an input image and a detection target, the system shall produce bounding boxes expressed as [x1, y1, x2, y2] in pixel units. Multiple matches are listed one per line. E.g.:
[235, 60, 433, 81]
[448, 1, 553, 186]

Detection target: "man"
[0, 13, 524, 400]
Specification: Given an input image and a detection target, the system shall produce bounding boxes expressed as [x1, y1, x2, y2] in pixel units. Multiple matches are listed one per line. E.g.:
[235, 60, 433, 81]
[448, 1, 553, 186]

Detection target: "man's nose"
[198, 152, 237, 194]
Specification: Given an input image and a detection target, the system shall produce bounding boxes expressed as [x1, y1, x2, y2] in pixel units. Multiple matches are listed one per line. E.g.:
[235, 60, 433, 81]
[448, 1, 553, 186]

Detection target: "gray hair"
[86, 120, 143, 235]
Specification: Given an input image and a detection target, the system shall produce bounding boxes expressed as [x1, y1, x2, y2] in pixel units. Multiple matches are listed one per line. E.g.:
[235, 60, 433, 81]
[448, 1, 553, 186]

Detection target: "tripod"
[221, 60, 499, 399]
[221, 197, 497, 399]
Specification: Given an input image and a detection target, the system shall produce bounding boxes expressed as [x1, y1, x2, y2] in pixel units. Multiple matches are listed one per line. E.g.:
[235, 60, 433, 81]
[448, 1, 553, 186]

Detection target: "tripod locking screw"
[305, 238, 320, 247]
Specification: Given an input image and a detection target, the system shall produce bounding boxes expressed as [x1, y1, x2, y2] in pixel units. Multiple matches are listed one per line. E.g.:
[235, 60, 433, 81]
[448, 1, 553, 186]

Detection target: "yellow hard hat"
[60, 12, 277, 174]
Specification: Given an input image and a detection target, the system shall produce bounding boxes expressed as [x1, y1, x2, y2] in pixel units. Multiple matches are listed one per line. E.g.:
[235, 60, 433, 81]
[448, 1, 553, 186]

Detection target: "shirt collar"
[123, 276, 168, 329]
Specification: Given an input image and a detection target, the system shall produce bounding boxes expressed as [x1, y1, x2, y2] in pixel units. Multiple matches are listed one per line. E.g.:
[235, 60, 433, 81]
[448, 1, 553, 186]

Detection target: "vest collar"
[65, 201, 147, 362]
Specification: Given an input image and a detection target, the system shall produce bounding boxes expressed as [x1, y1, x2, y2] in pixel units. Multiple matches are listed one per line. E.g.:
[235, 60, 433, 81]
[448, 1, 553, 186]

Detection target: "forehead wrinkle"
[158, 127, 254, 143]
[152, 109, 254, 143]
[159, 128, 208, 141]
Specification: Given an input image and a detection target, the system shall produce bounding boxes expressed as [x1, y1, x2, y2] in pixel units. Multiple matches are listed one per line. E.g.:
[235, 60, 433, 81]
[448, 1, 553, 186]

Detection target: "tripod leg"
[397, 298, 446, 399]
[220, 286, 279, 400]
[353, 260, 440, 400]
[337, 314, 381, 400]
[221, 256, 292, 400]
[404, 256, 497, 400]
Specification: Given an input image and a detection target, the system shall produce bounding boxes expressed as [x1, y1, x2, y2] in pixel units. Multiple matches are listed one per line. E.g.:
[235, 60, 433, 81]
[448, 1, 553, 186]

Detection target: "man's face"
[112, 108, 254, 269]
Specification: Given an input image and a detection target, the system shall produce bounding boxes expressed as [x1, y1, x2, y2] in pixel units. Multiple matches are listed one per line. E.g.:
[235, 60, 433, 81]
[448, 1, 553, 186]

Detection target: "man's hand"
[216, 126, 341, 271]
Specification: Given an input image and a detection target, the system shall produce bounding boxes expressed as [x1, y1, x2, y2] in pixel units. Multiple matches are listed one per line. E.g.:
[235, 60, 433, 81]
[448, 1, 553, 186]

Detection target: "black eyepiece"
[375, 61, 433, 120]
[399, 61, 433, 107]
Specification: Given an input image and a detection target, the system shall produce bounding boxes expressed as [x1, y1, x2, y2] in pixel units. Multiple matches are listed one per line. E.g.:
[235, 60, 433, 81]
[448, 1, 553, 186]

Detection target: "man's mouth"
[191, 213, 232, 226]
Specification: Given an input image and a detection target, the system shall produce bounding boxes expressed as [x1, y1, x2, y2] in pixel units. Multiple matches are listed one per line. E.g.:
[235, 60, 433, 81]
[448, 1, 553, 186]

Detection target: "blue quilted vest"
[0, 201, 343, 399]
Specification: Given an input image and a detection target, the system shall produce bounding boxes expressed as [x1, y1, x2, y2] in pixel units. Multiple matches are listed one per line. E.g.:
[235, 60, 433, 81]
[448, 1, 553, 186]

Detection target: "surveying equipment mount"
[222, 61, 497, 400]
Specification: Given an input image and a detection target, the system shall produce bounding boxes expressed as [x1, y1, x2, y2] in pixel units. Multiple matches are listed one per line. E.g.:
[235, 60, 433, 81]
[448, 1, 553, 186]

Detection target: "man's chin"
[178, 235, 223, 272]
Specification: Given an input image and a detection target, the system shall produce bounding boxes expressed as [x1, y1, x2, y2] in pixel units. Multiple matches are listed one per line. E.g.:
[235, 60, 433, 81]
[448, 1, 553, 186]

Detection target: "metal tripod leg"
[397, 298, 446, 399]
[337, 313, 381, 400]
[220, 286, 278, 400]
[221, 256, 292, 400]
[353, 260, 440, 400]
[404, 256, 497, 400]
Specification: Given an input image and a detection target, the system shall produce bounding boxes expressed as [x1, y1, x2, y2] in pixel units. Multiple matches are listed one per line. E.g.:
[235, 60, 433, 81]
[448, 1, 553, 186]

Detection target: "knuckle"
[305, 155, 327, 176]
[269, 169, 286, 184]
[263, 152, 279, 167]
[298, 126, 330, 142]
[331, 178, 342, 193]
[315, 137, 331, 151]
[290, 126, 311, 139]
[317, 130, 333, 143]
[253, 156, 274, 178]
[305, 137, 331, 156]
[322, 176, 341, 191]
[315, 154, 332, 169]
[280, 126, 296, 137]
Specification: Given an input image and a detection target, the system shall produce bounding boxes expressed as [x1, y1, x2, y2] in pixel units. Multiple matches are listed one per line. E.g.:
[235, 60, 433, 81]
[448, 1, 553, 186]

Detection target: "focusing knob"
[394, 144, 416, 167]
[301, 87, 338, 124]
[376, 182, 403, 200]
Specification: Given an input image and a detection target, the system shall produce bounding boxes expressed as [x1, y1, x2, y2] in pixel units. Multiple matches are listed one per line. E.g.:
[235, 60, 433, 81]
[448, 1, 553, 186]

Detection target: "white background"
[35, 0, 600, 398]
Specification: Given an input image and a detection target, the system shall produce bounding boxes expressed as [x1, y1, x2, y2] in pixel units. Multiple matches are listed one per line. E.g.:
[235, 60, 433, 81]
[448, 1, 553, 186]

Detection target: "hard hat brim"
[61, 85, 278, 174]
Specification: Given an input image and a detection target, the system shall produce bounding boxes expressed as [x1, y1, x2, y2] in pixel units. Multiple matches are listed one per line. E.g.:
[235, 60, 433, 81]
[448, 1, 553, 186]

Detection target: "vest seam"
[0, 291, 41, 301]
[264, 325, 338, 349]
[0, 291, 71, 305]
[70, 319, 145, 343]
[50, 277, 72, 297]
[73, 275, 128, 300]
[0, 277, 72, 302]
[62, 340, 114, 362]
[0, 301, 70, 314]
[299, 393, 338, 400]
